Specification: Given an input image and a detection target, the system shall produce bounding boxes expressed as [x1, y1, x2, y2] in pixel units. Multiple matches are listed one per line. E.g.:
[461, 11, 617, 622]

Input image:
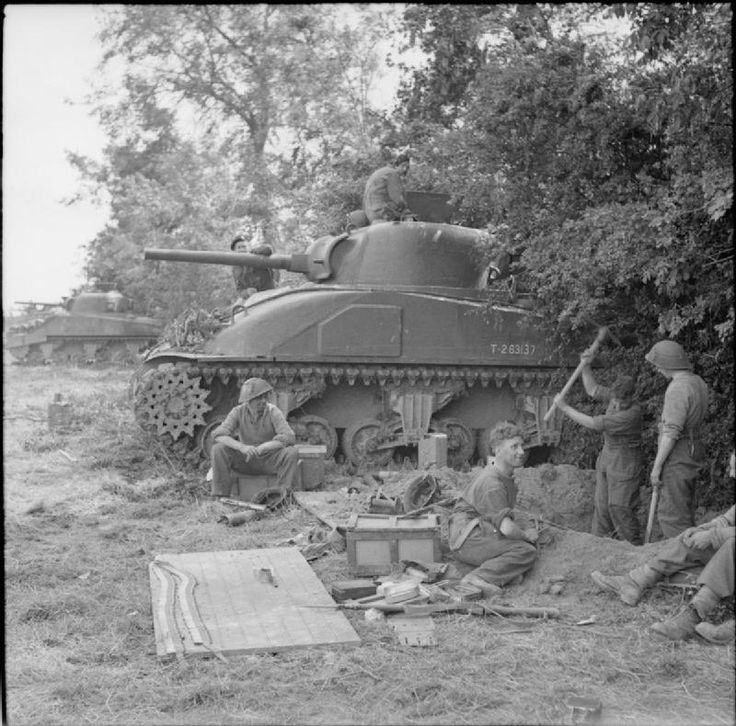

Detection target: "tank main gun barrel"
[14, 300, 61, 307]
[144, 248, 309, 272]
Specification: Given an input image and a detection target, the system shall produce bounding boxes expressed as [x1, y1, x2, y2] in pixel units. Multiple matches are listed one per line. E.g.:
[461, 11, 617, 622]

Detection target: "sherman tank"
[5, 290, 162, 364]
[133, 195, 573, 468]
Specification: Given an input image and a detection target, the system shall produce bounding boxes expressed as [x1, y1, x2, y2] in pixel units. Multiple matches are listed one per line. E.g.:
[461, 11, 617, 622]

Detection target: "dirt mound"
[514, 464, 595, 532]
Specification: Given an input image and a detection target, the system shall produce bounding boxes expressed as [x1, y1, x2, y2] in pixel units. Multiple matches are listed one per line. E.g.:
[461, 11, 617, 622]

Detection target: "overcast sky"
[3, 4, 109, 311]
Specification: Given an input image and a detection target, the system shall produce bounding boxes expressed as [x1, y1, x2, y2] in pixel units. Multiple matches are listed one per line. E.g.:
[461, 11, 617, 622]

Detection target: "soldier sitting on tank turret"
[363, 152, 414, 224]
[209, 378, 299, 498]
[230, 235, 279, 303]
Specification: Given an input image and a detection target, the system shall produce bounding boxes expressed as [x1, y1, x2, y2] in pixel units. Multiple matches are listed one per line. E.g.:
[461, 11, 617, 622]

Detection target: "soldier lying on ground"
[591, 450, 734, 643]
[209, 378, 298, 498]
[448, 421, 538, 596]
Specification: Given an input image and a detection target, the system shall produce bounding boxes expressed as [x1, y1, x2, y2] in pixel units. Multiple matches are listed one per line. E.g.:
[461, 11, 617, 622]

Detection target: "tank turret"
[134, 214, 573, 469]
[145, 222, 494, 291]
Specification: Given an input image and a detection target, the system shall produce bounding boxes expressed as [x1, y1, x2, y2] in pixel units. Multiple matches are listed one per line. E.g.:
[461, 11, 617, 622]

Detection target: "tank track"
[133, 358, 562, 465]
[138, 359, 558, 390]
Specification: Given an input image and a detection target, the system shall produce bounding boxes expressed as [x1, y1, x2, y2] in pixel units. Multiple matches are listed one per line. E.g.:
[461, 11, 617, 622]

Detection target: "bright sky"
[3, 4, 109, 311]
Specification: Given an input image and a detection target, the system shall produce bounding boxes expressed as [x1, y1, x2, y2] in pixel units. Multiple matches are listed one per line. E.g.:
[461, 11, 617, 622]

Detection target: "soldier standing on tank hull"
[646, 340, 709, 538]
[363, 152, 413, 224]
[230, 235, 278, 304]
[553, 349, 643, 545]
[209, 378, 298, 498]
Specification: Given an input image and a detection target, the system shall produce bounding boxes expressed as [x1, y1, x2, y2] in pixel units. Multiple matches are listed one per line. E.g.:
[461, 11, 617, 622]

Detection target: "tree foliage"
[70, 3, 732, 505]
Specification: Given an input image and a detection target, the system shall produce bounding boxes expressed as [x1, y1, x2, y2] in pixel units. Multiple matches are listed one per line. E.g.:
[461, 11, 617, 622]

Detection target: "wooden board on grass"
[149, 547, 360, 660]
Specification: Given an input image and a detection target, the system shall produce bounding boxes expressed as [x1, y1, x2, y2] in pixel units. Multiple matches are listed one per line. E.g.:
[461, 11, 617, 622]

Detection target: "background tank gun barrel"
[144, 248, 311, 274]
[14, 300, 61, 308]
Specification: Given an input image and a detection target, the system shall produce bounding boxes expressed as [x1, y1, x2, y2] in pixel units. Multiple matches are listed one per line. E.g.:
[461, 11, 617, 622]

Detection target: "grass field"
[3, 363, 734, 725]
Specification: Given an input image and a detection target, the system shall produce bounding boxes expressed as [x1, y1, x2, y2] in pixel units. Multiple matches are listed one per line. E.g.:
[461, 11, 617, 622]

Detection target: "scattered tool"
[402, 602, 561, 619]
[544, 327, 610, 423]
[218, 498, 268, 511]
[402, 496, 457, 518]
[303, 599, 560, 620]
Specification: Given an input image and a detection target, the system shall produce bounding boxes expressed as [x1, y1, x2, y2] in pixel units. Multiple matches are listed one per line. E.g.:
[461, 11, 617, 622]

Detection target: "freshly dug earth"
[3, 363, 734, 726]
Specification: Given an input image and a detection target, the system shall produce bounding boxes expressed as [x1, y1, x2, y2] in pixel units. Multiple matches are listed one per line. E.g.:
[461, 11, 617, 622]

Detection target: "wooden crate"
[345, 513, 442, 576]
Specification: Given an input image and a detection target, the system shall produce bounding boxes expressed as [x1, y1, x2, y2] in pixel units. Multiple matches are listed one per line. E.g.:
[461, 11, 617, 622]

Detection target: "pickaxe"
[543, 327, 610, 423]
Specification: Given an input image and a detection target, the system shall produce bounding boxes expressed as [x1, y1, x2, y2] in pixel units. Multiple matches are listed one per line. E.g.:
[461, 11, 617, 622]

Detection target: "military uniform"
[448, 463, 537, 586]
[657, 371, 709, 537]
[363, 166, 408, 223]
[588, 382, 643, 544]
[229, 242, 278, 301]
[210, 379, 298, 496]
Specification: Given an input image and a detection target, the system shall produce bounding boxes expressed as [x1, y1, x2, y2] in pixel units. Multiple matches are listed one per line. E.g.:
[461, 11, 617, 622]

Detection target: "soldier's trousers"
[593, 446, 642, 545]
[211, 443, 299, 496]
[658, 438, 705, 539]
[452, 522, 537, 586]
[648, 531, 734, 602]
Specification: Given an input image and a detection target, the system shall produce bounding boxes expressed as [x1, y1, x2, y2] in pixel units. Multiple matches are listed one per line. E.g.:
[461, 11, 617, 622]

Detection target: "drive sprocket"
[133, 366, 212, 441]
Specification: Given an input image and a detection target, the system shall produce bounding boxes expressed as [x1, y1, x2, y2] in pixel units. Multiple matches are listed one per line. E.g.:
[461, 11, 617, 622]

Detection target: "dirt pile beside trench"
[514, 464, 595, 533]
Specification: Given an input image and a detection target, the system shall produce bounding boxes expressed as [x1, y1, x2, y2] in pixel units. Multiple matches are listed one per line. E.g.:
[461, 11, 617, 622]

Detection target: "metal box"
[295, 444, 327, 491]
[345, 513, 442, 576]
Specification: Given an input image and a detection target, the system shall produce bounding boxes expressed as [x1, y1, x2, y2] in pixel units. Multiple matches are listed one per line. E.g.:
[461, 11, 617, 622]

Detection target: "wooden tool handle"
[543, 327, 609, 423]
[644, 484, 660, 544]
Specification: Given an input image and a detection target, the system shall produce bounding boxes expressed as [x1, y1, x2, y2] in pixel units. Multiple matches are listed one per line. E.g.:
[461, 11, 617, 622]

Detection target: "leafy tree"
[394, 2, 733, 504]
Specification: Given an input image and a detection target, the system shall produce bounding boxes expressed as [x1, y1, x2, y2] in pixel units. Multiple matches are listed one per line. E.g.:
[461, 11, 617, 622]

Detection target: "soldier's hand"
[239, 444, 258, 461]
[649, 469, 662, 487]
[684, 529, 711, 550]
[523, 527, 538, 544]
[580, 348, 595, 365]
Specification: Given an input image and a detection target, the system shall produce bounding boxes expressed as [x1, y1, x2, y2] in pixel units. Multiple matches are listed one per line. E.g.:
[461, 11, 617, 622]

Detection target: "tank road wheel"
[133, 367, 212, 442]
[295, 415, 338, 459]
[341, 419, 395, 469]
[432, 417, 475, 469]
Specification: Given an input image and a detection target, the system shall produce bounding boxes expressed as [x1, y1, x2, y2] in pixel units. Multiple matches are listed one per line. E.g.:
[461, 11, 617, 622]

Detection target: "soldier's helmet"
[239, 377, 274, 403]
[645, 340, 692, 370]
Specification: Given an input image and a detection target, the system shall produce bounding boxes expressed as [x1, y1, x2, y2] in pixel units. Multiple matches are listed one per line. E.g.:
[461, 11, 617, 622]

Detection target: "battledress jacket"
[448, 462, 518, 551]
[659, 371, 709, 444]
[212, 402, 295, 449]
[588, 383, 642, 450]
[363, 166, 408, 222]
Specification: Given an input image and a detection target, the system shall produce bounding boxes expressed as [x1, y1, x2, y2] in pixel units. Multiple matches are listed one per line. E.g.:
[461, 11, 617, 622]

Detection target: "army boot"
[690, 585, 720, 620]
[461, 573, 503, 598]
[695, 620, 735, 645]
[651, 605, 700, 640]
[590, 564, 659, 606]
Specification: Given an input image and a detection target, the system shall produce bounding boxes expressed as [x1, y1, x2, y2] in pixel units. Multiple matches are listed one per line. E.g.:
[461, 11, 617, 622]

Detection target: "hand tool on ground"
[217, 497, 268, 511]
[515, 507, 579, 532]
[301, 599, 560, 619]
[401, 602, 560, 619]
[543, 327, 610, 423]
[402, 496, 457, 518]
[644, 482, 661, 544]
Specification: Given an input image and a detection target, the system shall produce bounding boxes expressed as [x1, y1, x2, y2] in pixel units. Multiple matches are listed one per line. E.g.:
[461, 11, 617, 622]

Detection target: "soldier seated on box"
[448, 421, 538, 596]
[209, 378, 298, 498]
